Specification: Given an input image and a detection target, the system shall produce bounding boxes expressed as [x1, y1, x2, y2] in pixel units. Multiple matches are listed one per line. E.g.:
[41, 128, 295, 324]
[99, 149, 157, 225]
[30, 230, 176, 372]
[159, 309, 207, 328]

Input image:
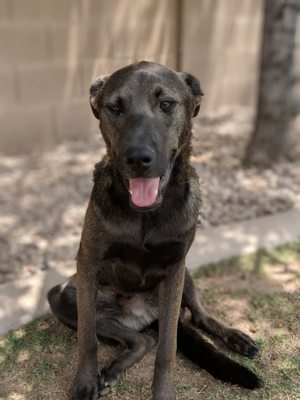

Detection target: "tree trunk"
[245, 0, 298, 166]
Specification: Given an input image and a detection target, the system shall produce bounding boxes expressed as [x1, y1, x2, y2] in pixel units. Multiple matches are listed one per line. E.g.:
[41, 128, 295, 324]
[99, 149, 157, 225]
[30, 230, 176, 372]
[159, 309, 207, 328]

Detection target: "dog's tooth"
[129, 190, 133, 195]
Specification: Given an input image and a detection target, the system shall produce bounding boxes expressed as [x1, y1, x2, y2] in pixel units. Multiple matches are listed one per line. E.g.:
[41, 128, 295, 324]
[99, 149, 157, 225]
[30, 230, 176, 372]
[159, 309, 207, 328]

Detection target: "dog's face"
[90, 61, 203, 211]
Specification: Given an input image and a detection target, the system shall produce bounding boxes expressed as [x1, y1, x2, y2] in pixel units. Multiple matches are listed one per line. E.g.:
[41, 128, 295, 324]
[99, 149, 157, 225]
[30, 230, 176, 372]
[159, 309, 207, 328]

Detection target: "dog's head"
[90, 61, 203, 211]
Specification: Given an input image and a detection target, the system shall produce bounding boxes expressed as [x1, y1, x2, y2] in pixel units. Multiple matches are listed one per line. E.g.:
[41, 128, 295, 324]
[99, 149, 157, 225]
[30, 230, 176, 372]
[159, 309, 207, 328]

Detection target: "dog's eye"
[107, 104, 122, 115]
[160, 100, 176, 112]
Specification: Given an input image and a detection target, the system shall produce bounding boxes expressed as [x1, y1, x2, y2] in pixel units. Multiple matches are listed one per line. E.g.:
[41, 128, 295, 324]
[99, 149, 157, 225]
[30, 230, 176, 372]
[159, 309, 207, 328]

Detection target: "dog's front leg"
[71, 255, 98, 400]
[152, 262, 185, 400]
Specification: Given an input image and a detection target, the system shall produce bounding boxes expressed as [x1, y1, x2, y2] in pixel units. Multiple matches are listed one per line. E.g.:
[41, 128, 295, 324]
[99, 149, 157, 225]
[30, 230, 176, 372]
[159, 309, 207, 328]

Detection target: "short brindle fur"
[48, 62, 262, 400]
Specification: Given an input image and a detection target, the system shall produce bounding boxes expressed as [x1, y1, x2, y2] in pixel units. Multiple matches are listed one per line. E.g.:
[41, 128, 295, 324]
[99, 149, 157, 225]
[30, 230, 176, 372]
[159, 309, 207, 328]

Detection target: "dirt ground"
[0, 241, 299, 400]
[1, 109, 300, 284]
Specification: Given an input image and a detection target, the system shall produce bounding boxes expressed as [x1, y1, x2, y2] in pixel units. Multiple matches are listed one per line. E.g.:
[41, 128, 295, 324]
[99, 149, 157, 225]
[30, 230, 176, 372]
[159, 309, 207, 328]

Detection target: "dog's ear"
[89, 75, 110, 119]
[178, 72, 204, 117]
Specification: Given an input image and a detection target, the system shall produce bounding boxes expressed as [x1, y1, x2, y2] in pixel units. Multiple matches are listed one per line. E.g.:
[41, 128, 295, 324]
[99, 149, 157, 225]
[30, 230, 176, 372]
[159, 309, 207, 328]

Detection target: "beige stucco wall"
[0, 0, 299, 153]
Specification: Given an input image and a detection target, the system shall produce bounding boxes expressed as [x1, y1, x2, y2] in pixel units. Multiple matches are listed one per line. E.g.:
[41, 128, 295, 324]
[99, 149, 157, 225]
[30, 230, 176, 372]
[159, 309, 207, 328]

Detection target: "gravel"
[1, 108, 299, 283]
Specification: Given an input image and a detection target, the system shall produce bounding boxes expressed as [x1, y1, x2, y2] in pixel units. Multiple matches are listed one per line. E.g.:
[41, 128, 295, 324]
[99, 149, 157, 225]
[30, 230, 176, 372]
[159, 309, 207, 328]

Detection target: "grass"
[0, 240, 299, 399]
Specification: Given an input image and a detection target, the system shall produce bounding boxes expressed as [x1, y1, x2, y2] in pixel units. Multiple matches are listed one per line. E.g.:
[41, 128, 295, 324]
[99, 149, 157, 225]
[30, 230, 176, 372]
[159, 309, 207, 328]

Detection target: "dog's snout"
[125, 146, 155, 171]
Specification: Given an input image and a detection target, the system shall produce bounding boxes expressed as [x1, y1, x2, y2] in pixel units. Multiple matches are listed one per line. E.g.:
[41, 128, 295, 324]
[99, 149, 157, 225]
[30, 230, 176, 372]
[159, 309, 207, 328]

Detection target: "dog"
[48, 61, 261, 400]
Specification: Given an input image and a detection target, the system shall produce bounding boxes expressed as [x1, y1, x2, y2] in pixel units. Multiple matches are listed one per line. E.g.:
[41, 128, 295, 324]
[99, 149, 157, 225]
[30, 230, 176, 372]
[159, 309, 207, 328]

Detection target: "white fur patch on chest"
[117, 294, 158, 331]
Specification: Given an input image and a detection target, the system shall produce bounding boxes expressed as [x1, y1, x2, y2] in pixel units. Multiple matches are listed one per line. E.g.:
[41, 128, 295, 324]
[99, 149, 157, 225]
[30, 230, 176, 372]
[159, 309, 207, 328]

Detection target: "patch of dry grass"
[0, 241, 299, 399]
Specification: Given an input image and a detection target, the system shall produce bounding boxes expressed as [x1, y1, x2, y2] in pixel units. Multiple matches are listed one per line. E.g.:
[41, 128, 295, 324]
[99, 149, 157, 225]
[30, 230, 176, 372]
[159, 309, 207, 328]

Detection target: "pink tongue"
[129, 178, 160, 207]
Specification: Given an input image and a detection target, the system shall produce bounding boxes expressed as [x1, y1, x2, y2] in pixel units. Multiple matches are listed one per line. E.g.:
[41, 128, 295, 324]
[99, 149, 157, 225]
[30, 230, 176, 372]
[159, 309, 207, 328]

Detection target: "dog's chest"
[98, 240, 187, 293]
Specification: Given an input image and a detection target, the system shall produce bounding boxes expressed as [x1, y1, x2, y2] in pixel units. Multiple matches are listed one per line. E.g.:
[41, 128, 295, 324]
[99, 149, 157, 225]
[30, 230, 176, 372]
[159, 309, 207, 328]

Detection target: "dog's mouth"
[127, 166, 172, 211]
[129, 177, 160, 208]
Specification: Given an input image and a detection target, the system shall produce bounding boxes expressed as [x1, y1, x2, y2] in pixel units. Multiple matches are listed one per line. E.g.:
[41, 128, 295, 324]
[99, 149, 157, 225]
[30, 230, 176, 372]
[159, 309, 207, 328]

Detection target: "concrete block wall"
[0, 0, 299, 153]
[0, 0, 178, 153]
[181, 0, 300, 113]
[182, 0, 264, 112]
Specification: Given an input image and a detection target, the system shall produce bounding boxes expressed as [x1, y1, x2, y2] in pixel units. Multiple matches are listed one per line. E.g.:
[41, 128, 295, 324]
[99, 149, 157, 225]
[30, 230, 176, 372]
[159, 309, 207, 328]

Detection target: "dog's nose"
[125, 146, 155, 171]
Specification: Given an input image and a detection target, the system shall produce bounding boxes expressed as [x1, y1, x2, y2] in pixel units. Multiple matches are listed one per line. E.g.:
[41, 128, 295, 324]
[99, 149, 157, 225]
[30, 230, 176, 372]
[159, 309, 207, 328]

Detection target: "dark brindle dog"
[48, 62, 261, 400]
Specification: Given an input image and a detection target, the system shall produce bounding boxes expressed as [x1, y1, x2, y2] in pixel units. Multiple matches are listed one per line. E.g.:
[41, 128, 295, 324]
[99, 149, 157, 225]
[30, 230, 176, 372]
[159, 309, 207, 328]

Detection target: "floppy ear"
[89, 75, 110, 119]
[178, 72, 204, 117]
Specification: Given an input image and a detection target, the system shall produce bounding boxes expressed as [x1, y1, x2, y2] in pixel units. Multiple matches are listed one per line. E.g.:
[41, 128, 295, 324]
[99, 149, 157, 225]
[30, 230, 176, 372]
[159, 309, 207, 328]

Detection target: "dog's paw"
[98, 368, 119, 397]
[225, 328, 260, 358]
[71, 380, 98, 400]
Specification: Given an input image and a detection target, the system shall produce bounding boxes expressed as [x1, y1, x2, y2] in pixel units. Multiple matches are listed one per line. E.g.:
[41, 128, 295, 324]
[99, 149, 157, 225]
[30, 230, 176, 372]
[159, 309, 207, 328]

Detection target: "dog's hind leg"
[96, 317, 155, 396]
[183, 269, 260, 358]
[48, 280, 156, 395]
[47, 277, 78, 330]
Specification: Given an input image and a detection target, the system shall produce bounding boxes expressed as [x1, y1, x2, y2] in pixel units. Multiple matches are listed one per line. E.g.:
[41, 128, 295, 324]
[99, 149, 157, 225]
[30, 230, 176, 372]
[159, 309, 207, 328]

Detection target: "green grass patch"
[194, 240, 300, 279]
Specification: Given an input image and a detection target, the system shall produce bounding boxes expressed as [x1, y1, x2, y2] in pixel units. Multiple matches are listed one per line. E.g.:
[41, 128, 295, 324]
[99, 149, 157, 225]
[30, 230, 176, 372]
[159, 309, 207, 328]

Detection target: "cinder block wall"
[0, 0, 178, 153]
[0, 0, 299, 153]
[182, 0, 300, 116]
[182, 0, 264, 112]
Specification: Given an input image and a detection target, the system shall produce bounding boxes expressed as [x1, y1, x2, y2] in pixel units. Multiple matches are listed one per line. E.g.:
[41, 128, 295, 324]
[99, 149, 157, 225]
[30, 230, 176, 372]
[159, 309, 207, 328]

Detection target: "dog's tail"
[177, 321, 262, 389]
